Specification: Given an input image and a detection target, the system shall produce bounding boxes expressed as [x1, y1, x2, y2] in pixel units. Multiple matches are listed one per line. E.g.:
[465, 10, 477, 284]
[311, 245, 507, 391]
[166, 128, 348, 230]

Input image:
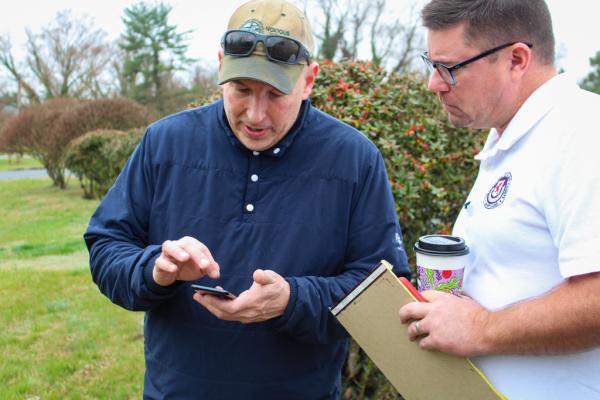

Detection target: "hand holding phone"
[191, 284, 235, 299]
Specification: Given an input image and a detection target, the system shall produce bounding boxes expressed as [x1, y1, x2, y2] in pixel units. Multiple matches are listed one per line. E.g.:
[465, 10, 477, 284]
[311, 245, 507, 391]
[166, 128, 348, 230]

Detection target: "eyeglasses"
[421, 42, 533, 85]
[221, 30, 311, 66]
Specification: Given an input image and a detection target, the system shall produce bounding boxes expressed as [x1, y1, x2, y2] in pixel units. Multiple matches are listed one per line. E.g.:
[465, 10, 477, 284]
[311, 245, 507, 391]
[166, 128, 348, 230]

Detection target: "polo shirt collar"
[219, 98, 312, 158]
[475, 73, 573, 161]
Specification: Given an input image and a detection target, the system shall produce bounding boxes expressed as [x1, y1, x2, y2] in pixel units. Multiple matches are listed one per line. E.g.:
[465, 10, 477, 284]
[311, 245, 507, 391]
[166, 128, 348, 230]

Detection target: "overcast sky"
[1, 0, 598, 82]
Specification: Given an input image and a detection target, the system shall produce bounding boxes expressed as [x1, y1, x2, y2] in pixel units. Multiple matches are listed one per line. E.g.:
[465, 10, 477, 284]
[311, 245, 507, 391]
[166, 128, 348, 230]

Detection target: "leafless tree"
[190, 64, 219, 99]
[339, 0, 370, 60]
[312, 0, 348, 60]
[0, 11, 113, 106]
[0, 35, 40, 104]
[309, 0, 423, 73]
[371, 1, 422, 74]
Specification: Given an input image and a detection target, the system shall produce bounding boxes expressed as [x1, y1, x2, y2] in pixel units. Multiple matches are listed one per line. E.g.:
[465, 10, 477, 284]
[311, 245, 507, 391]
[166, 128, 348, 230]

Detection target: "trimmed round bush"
[0, 97, 152, 189]
[65, 128, 144, 199]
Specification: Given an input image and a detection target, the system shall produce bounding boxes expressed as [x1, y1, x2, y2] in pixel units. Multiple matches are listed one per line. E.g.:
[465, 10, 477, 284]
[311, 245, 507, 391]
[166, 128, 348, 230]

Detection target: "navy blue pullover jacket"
[85, 99, 409, 399]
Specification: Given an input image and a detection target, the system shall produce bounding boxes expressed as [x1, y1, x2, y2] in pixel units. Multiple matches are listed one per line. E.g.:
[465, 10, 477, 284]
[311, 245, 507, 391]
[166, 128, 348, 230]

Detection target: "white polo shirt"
[453, 74, 600, 399]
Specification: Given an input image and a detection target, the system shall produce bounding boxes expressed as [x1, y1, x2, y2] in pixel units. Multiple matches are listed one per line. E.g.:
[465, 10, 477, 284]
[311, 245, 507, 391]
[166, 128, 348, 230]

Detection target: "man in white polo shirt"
[399, 0, 600, 399]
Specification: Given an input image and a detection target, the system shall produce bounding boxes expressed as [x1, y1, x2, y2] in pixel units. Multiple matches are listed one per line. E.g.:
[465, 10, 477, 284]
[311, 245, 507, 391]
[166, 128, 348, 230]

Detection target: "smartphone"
[191, 284, 235, 299]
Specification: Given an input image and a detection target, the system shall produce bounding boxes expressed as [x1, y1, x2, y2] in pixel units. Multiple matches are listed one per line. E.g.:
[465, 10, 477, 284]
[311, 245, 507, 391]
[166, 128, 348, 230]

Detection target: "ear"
[301, 62, 320, 99]
[509, 43, 531, 80]
[218, 49, 224, 70]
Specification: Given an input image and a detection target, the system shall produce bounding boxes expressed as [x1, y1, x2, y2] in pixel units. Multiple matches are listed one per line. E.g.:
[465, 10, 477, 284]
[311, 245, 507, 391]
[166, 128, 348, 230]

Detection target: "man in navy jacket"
[84, 0, 409, 398]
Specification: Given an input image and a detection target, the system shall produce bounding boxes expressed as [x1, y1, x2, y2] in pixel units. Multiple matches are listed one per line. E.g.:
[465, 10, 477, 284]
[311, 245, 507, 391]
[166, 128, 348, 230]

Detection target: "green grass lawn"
[0, 178, 144, 399]
[0, 179, 97, 262]
[0, 154, 44, 171]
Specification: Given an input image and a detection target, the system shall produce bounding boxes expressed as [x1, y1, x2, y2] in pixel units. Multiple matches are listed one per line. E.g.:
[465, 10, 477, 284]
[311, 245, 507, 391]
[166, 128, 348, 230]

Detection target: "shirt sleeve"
[546, 116, 600, 278]
[268, 150, 410, 344]
[84, 130, 183, 311]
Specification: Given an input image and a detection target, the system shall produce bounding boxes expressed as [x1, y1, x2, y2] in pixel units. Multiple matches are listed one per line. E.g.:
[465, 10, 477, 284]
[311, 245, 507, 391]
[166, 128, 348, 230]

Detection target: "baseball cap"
[218, 0, 314, 94]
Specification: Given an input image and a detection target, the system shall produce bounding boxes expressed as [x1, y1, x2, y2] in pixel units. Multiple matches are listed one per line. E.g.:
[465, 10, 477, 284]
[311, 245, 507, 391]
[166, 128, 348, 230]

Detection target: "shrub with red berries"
[312, 60, 485, 266]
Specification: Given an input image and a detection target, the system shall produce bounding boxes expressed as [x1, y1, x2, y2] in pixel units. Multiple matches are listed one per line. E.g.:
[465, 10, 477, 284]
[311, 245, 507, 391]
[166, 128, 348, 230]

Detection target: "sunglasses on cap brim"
[221, 29, 311, 66]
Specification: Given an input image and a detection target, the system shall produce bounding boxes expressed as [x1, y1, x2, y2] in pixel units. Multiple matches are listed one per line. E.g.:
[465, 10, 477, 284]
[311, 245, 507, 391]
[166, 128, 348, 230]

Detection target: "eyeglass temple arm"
[449, 42, 533, 72]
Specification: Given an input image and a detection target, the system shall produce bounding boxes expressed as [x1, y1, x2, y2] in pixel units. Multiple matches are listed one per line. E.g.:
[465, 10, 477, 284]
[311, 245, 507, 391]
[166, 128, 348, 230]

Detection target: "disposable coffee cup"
[414, 235, 469, 295]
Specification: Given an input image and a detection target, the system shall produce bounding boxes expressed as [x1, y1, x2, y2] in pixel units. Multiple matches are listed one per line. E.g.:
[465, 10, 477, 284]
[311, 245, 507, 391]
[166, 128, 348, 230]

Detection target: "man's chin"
[447, 114, 467, 128]
[232, 129, 269, 151]
[240, 137, 271, 152]
[445, 109, 472, 128]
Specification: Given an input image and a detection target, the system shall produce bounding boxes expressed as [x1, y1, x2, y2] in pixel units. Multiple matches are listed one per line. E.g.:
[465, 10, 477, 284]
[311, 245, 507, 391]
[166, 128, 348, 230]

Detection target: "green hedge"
[310, 60, 485, 399]
[312, 60, 483, 263]
[65, 128, 144, 199]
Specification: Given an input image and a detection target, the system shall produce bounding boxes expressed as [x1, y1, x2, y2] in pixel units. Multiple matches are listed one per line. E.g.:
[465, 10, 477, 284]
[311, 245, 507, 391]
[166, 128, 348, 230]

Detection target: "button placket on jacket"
[243, 150, 262, 218]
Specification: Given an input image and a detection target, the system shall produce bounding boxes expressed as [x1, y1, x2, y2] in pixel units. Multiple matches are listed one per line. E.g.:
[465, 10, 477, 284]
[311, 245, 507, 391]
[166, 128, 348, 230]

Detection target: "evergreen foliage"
[581, 50, 600, 94]
[119, 1, 195, 113]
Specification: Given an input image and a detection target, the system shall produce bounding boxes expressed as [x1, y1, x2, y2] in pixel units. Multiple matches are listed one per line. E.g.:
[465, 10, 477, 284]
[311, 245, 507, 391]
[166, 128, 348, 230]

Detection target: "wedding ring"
[415, 320, 421, 335]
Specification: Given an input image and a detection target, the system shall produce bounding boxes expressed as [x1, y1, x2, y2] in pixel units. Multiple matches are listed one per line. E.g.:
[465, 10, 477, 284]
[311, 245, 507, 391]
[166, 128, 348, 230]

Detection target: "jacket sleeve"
[268, 150, 410, 344]
[84, 131, 182, 311]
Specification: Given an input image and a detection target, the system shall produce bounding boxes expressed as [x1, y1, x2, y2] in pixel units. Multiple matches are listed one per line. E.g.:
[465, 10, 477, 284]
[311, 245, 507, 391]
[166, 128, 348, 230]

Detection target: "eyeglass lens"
[434, 65, 454, 85]
[421, 54, 455, 85]
[224, 31, 256, 55]
[224, 31, 302, 64]
[265, 36, 300, 63]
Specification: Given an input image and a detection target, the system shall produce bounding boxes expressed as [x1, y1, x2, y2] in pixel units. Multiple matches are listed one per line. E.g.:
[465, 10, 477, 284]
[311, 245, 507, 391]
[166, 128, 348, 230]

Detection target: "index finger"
[398, 301, 431, 324]
[421, 290, 445, 302]
[180, 238, 220, 279]
[161, 240, 189, 263]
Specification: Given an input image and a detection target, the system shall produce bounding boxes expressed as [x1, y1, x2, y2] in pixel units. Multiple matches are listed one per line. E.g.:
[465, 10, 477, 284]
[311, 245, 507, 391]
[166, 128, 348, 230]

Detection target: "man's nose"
[427, 68, 450, 93]
[246, 95, 268, 123]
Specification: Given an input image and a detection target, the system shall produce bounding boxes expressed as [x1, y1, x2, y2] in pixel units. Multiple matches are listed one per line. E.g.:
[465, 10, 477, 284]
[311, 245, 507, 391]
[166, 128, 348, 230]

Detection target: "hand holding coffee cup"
[414, 235, 469, 295]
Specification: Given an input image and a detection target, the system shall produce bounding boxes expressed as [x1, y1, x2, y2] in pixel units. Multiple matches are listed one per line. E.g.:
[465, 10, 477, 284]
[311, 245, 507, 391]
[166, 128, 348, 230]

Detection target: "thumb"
[253, 269, 277, 285]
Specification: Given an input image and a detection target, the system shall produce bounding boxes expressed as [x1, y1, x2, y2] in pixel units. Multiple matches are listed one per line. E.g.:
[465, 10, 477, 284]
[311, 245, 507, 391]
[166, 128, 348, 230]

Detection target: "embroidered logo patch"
[394, 232, 403, 251]
[240, 19, 264, 34]
[484, 172, 512, 209]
